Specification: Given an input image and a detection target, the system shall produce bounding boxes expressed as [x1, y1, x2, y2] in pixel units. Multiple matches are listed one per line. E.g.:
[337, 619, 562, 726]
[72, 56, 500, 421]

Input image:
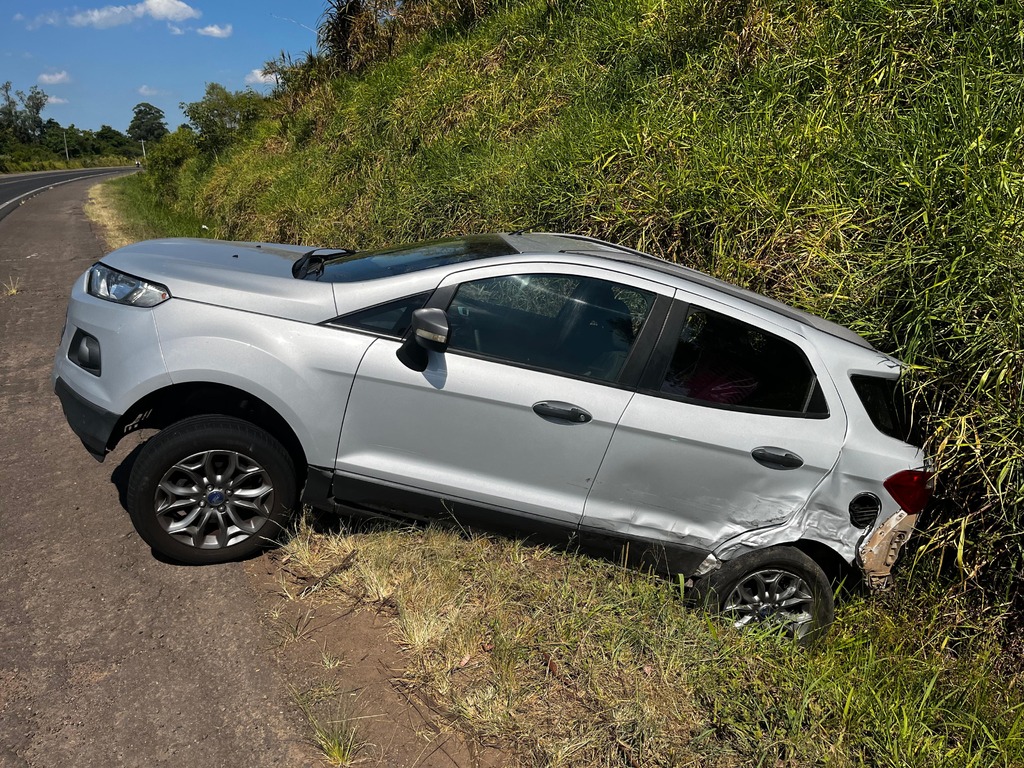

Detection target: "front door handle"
[751, 446, 804, 470]
[533, 401, 592, 424]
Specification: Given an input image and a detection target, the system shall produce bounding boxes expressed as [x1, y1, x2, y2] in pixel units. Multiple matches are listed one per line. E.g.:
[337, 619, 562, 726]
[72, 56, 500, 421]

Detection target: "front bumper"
[54, 376, 119, 461]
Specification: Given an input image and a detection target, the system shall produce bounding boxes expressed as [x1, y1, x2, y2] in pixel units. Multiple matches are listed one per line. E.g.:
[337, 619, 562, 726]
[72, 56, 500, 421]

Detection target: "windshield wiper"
[292, 247, 356, 279]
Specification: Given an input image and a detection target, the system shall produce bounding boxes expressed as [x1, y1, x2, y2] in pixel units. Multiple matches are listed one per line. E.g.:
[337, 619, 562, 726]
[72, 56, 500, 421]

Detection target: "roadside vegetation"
[99, 0, 1024, 763]
[0, 83, 162, 172]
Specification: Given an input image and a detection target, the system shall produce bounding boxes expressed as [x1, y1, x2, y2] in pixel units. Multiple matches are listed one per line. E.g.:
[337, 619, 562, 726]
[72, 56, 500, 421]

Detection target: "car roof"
[502, 231, 876, 352]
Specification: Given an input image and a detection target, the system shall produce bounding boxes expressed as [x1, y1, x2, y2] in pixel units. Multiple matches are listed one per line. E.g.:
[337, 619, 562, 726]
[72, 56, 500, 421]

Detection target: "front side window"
[660, 306, 828, 416]
[446, 274, 655, 382]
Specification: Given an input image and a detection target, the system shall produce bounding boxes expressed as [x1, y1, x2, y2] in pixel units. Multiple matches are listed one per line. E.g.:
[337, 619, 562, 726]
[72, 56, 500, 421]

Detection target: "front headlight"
[87, 263, 170, 307]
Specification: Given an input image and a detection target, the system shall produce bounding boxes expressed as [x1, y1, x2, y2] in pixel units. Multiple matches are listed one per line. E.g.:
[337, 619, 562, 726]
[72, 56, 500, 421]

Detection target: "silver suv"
[53, 232, 931, 638]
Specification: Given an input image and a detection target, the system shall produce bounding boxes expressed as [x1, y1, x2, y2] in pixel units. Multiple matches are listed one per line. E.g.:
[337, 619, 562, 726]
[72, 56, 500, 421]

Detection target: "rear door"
[334, 264, 669, 529]
[583, 293, 847, 555]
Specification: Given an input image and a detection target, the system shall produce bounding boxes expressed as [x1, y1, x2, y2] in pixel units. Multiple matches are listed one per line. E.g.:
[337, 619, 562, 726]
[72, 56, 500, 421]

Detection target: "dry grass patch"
[279, 516, 783, 766]
[275, 513, 1024, 767]
[85, 182, 136, 251]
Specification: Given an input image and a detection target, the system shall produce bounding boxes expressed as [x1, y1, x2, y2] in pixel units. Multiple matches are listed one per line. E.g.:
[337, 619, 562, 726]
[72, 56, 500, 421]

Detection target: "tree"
[0, 82, 48, 144]
[18, 86, 47, 141]
[127, 102, 169, 143]
[181, 84, 265, 156]
[95, 124, 137, 155]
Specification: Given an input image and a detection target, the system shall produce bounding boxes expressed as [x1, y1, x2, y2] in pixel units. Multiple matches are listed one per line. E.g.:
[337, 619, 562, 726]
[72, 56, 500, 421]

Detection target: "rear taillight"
[883, 470, 933, 515]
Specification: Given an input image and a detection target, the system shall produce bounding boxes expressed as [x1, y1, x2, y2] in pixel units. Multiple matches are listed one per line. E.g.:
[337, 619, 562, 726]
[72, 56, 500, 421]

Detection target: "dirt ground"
[0, 178, 499, 767]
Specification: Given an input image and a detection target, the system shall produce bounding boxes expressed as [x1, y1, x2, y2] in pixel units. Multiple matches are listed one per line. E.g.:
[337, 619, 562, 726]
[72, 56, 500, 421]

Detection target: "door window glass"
[660, 306, 828, 416]
[447, 274, 655, 382]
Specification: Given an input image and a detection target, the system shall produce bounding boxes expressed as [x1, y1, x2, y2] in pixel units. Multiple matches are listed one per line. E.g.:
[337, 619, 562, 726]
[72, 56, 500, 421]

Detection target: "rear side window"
[659, 306, 828, 417]
[851, 374, 918, 444]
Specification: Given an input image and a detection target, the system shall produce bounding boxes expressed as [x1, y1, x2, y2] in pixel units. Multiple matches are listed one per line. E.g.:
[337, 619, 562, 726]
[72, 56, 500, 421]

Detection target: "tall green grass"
[145, 0, 1024, 624]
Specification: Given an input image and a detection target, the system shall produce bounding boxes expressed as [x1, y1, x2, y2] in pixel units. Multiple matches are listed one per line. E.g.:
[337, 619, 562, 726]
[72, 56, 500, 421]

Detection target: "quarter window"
[660, 306, 828, 416]
[447, 274, 655, 382]
[336, 292, 430, 337]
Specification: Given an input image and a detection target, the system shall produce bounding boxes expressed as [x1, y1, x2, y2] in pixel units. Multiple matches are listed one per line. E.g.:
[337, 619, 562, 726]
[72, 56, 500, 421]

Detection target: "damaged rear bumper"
[858, 511, 918, 590]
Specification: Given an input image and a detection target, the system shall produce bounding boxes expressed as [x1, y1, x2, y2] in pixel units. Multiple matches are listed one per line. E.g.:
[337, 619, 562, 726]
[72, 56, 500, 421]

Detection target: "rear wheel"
[127, 416, 297, 565]
[692, 546, 834, 644]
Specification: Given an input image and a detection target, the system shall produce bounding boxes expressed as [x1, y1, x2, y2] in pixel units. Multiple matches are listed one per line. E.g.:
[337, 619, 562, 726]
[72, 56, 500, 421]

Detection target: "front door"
[334, 266, 665, 529]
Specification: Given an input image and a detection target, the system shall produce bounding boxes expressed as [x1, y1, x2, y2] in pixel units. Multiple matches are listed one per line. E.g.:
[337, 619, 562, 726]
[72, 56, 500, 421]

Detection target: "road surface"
[0, 167, 135, 223]
[0, 175, 313, 767]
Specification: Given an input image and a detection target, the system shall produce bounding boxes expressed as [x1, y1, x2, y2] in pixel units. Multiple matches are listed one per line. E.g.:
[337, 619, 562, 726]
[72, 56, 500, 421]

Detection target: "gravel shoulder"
[0, 179, 315, 767]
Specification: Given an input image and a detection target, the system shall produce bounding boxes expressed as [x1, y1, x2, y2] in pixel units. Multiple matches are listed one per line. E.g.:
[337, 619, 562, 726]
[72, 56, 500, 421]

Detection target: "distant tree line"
[0, 81, 172, 172]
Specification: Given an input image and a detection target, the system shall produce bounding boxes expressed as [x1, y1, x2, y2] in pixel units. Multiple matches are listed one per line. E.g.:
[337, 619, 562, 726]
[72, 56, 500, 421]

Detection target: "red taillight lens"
[883, 470, 933, 515]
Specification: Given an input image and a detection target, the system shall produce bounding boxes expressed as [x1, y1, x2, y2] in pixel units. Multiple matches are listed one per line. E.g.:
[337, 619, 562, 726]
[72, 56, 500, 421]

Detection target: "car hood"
[100, 238, 338, 322]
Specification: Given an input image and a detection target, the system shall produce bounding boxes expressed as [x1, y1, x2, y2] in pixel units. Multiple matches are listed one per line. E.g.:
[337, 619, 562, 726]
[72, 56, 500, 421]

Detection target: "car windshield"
[314, 235, 517, 283]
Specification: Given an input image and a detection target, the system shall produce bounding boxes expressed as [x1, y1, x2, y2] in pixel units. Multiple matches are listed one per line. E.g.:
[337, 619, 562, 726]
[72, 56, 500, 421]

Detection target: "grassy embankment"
[101, 0, 1024, 763]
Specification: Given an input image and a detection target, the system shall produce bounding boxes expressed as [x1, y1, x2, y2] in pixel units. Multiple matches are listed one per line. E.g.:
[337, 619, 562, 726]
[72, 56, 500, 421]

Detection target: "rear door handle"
[533, 401, 592, 424]
[751, 446, 804, 470]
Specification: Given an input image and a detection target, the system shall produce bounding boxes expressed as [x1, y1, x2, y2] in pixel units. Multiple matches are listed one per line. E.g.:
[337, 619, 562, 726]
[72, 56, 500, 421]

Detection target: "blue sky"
[2, 0, 326, 133]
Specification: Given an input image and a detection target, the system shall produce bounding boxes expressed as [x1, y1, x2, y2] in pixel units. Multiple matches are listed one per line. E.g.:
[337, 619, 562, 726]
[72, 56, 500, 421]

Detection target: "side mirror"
[411, 308, 450, 353]
[397, 308, 450, 371]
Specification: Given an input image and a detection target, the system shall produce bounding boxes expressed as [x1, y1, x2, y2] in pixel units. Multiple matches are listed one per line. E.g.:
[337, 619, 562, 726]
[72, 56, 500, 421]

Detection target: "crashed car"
[52, 232, 931, 638]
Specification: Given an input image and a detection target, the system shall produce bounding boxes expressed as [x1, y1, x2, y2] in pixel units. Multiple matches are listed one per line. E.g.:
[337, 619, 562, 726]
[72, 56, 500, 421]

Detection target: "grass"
[3, 276, 21, 296]
[294, 682, 366, 766]
[278, 514, 1024, 767]
[85, 174, 213, 251]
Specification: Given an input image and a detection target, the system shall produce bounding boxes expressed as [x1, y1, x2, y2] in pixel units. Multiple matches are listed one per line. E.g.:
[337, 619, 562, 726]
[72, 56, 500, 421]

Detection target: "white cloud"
[197, 23, 232, 38]
[168, 23, 184, 34]
[69, 6, 138, 28]
[141, 0, 200, 22]
[244, 69, 276, 86]
[48, 96, 69, 104]
[138, 84, 160, 96]
[13, 13, 24, 21]
[38, 70, 71, 85]
[22, 11, 63, 29]
[56, 0, 201, 29]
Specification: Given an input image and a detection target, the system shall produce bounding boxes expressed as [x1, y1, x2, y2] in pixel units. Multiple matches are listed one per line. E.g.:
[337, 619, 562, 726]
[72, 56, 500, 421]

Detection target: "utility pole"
[141, 139, 146, 159]
[63, 130, 70, 164]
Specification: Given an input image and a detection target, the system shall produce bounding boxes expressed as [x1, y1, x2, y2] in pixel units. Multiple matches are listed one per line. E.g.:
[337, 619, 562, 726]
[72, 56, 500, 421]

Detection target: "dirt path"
[0, 179, 316, 767]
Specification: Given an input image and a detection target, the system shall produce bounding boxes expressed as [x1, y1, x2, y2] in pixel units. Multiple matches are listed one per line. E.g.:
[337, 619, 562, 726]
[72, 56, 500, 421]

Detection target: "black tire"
[692, 545, 834, 645]
[127, 415, 297, 565]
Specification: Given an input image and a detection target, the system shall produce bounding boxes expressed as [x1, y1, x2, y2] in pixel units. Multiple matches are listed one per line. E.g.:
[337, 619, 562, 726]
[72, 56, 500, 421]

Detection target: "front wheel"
[692, 546, 834, 644]
[127, 416, 297, 565]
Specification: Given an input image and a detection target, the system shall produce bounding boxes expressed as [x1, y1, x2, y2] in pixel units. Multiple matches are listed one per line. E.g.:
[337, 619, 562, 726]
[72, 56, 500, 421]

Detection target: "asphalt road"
[0, 177, 313, 766]
[0, 167, 135, 223]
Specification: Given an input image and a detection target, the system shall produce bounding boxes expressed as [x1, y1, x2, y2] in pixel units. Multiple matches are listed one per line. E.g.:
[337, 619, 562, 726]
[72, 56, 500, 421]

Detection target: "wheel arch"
[108, 382, 308, 475]
[791, 538, 857, 588]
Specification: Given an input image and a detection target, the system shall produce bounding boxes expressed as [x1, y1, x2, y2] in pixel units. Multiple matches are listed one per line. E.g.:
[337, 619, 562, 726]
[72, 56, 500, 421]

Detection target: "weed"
[294, 685, 366, 766]
[3, 276, 21, 296]
[319, 640, 346, 670]
[270, 606, 317, 646]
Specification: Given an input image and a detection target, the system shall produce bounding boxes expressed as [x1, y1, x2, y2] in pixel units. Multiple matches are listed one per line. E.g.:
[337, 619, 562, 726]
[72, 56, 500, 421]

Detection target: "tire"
[692, 546, 834, 645]
[127, 415, 297, 565]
